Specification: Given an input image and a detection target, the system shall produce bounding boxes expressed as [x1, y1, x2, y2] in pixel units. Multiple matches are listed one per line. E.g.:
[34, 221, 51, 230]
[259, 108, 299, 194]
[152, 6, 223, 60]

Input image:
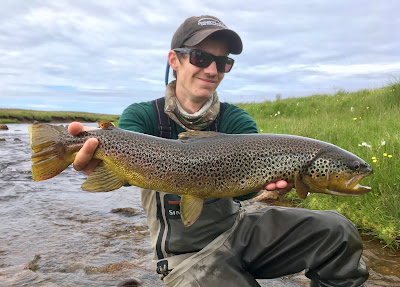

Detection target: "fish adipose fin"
[29, 124, 73, 181]
[294, 171, 309, 199]
[180, 195, 205, 227]
[178, 131, 224, 143]
[82, 161, 126, 192]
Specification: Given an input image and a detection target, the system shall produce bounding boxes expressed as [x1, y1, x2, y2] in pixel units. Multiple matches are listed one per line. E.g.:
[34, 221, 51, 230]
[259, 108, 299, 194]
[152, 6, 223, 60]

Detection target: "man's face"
[173, 38, 229, 104]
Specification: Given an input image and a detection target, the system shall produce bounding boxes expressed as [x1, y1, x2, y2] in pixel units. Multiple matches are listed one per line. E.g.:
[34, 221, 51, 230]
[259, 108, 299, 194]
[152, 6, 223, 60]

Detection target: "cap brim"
[184, 29, 243, 55]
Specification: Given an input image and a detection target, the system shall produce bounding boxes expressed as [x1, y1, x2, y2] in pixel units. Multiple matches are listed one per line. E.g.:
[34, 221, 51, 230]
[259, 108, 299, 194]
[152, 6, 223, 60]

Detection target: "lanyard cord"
[165, 62, 170, 86]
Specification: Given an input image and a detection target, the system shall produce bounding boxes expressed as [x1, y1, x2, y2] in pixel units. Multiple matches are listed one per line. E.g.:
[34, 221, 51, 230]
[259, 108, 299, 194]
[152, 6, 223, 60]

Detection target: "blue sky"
[0, 1, 399, 115]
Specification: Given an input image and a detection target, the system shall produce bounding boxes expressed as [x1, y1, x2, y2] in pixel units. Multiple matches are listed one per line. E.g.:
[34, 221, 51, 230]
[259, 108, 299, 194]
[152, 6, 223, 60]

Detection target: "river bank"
[0, 108, 119, 124]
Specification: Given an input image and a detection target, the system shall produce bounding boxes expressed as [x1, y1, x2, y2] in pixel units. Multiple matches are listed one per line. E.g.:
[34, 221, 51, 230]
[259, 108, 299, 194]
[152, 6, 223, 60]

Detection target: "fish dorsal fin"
[180, 195, 205, 227]
[294, 171, 310, 199]
[178, 131, 223, 143]
[82, 161, 126, 192]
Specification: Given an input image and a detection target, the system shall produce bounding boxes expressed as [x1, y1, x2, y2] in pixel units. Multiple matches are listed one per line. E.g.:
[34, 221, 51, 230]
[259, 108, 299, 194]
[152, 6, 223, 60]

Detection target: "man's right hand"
[68, 122, 100, 175]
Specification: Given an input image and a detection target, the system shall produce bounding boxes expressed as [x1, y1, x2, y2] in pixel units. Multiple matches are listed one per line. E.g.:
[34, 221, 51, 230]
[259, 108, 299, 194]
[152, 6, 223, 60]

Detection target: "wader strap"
[209, 101, 225, 132]
[156, 252, 197, 278]
[152, 97, 172, 139]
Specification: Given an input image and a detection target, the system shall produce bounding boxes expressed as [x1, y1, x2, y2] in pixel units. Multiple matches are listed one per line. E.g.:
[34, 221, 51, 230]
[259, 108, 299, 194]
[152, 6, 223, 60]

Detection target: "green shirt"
[118, 100, 259, 200]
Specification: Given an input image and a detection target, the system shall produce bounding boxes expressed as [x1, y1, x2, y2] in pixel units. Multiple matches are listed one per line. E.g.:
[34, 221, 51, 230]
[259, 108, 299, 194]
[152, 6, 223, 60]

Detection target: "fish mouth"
[326, 185, 371, 197]
[327, 172, 372, 196]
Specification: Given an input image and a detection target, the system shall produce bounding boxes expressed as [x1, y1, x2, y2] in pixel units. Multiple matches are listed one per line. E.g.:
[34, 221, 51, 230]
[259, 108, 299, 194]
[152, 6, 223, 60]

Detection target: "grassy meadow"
[239, 83, 400, 249]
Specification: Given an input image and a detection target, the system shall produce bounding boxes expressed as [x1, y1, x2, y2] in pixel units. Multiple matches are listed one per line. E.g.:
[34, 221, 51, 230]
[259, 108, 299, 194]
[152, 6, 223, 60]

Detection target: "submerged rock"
[84, 261, 137, 274]
[26, 254, 41, 272]
[117, 278, 142, 287]
[111, 207, 138, 217]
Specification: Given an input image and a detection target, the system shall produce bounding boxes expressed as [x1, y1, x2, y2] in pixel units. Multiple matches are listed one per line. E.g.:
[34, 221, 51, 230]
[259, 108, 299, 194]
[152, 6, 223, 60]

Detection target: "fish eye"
[353, 161, 360, 171]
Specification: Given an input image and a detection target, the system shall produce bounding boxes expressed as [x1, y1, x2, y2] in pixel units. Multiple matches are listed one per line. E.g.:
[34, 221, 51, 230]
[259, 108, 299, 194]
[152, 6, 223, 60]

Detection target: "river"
[0, 123, 399, 287]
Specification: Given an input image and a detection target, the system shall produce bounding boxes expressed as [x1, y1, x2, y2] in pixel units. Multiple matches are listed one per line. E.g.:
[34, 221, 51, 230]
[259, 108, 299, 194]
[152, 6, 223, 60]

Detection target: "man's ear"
[168, 50, 179, 71]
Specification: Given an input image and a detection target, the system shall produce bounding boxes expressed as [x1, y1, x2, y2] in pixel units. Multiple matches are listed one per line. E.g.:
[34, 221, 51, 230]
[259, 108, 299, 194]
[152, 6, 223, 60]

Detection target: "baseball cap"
[171, 15, 243, 55]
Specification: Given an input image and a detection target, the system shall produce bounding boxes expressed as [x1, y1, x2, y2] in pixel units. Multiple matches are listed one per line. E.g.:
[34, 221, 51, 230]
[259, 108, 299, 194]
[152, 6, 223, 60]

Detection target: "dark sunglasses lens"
[188, 50, 234, 73]
[190, 50, 213, 68]
[216, 57, 234, 73]
[224, 58, 234, 73]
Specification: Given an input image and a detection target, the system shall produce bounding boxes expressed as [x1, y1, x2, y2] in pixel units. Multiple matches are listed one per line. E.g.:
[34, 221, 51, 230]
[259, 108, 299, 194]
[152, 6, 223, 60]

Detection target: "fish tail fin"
[29, 124, 72, 181]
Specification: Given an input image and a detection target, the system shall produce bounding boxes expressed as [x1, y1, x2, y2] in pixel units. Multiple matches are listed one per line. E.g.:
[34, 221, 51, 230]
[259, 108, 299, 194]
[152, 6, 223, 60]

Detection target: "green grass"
[238, 83, 400, 249]
[0, 109, 119, 124]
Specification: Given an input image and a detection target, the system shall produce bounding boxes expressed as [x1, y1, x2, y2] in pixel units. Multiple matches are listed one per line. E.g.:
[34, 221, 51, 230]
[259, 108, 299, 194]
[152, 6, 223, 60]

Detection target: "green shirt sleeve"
[219, 103, 258, 134]
[118, 101, 158, 135]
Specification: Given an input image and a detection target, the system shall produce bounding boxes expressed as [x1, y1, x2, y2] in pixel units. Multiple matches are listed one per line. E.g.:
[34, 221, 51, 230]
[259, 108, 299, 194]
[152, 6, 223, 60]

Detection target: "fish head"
[295, 147, 373, 198]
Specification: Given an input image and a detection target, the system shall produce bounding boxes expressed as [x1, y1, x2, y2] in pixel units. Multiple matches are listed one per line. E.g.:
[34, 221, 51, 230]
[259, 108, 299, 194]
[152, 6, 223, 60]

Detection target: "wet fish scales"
[29, 123, 373, 227]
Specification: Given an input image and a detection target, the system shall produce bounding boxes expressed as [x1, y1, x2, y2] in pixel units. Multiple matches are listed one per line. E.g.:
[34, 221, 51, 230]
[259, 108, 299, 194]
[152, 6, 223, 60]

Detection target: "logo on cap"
[198, 17, 227, 29]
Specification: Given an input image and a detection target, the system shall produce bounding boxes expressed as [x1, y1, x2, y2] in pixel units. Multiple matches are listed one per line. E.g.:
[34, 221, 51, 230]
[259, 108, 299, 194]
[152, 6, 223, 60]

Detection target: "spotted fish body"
[29, 123, 372, 226]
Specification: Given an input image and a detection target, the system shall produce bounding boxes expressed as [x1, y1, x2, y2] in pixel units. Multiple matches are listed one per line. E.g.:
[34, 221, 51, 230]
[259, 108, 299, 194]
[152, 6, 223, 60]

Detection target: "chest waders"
[151, 97, 240, 276]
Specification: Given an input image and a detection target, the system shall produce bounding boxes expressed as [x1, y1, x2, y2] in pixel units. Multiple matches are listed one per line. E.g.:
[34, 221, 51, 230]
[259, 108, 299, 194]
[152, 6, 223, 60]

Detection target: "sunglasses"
[173, 48, 234, 73]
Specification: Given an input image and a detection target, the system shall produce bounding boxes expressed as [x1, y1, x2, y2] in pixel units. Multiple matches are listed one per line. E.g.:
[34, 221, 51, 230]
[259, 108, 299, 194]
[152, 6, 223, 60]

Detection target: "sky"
[0, 1, 399, 115]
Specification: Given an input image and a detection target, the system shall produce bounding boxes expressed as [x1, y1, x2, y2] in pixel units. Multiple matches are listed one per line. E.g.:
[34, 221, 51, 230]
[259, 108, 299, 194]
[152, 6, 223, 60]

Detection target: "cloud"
[0, 0, 399, 114]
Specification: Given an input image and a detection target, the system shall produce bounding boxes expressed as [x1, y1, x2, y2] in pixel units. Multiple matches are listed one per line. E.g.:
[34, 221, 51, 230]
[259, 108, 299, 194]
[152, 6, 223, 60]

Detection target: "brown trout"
[29, 122, 372, 227]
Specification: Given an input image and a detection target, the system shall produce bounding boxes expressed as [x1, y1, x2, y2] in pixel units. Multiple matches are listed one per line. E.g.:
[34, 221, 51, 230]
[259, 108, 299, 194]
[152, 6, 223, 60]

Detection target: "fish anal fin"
[294, 171, 310, 199]
[178, 131, 223, 143]
[180, 195, 205, 227]
[82, 161, 126, 192]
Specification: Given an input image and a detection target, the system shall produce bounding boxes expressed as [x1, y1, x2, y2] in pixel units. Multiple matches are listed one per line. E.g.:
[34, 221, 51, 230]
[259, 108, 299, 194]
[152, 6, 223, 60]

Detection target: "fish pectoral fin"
[178, 131, 223, 143]
[180, 195, 205, 227]
[294, 171, 309, 199]
[82, 161, 126, 192]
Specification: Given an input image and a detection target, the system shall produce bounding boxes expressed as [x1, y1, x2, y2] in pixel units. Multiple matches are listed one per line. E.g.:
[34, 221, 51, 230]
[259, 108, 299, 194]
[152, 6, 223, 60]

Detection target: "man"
[69, 15, 368, 287]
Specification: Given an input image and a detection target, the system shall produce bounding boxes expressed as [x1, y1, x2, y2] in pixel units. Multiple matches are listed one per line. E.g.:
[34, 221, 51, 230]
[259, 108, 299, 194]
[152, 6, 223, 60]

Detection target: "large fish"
[29, 122, 372, 227]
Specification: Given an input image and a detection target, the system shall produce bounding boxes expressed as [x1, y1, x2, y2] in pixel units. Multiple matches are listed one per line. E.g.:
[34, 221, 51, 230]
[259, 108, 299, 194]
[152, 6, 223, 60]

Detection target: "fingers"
[68, 121, 98, 135]
[82, 159, 101, 175]
[278, 182, 295, 195]
[68, 122, 84, 136]
[275, 180, 288, 189]
[68, 122, 100, 174]
[265, 180, 286, 191]
[264, 180, 294, 193]
[73, 138, 99, 173]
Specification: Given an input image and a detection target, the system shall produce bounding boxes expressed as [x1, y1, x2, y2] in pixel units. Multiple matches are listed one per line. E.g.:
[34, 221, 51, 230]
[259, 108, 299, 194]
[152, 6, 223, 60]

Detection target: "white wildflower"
[358, 142, 372, 148]
[351, 107, 354, 112]
[381, 140, 386, 146]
